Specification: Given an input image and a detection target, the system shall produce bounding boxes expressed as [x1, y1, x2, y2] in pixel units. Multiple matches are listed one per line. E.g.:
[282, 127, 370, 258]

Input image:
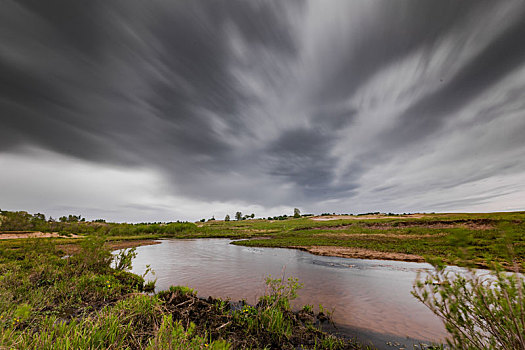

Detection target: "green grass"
[208, 212, 525, 270]
[2, 211, 524, 269]
[0, 236, 364, 349]
[3, 211, 524, 269]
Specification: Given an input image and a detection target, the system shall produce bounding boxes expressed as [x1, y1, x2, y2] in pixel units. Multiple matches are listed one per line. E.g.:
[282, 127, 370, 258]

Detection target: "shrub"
[413, 262, 525, 349]
[113, 248, 137, 271]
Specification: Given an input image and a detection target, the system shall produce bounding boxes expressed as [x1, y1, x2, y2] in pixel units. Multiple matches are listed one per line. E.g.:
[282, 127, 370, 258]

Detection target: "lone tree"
[225, 214, 230, 221]
[293, 208, 301, 218]
[235, 211, 242, 221]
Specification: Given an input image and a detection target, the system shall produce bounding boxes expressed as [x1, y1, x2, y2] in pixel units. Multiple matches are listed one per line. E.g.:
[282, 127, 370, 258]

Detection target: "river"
[128, 239, 448, 349]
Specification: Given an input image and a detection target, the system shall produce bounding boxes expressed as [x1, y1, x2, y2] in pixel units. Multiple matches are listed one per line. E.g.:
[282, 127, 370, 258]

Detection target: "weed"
[413, 259, 525, 349]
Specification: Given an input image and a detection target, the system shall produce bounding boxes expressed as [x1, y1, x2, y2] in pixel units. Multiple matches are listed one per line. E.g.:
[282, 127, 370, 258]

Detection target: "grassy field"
[203, 212, 525, 270]
[2, 211, 524, 270]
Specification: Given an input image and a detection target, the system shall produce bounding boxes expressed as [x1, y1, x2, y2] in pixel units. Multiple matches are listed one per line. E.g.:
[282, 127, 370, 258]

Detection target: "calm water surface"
[129, 239, 447, 346]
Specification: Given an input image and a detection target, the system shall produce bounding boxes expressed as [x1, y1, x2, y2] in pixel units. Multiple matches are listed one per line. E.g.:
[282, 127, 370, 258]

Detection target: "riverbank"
[58, 239, 162, 255]
[2, 210, 523, 270]
[0, 237, 366, 349]
[222, 212, 524, 271]
[294, 246, 425, 262]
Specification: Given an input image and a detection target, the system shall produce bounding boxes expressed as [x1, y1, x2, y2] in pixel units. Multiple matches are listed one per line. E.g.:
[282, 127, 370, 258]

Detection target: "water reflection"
[129, 239, 448, 344]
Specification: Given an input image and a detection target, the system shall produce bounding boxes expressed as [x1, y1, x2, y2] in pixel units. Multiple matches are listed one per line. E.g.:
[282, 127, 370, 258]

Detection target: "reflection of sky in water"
[127, 239, 448, 342]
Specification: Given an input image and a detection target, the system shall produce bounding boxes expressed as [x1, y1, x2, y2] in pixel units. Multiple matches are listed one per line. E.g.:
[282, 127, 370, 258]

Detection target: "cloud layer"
[1, 0, 525, 221]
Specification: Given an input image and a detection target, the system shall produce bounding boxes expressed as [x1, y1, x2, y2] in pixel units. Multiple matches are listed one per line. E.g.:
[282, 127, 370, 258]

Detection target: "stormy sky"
[1, 0, 525, 222]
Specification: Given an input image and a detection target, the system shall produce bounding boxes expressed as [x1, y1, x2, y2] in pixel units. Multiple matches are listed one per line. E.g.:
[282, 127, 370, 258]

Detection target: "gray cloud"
[1, 0, 525, 219]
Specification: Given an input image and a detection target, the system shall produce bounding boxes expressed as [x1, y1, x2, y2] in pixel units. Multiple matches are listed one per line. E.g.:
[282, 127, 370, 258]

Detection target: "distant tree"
[235, 212, 242, 221]
[59, 216, 68, 223]
[250, 213, 255, 219]
[200, 218, 205, 222]
[293, 208, 301, 218]
[33, 213, 46, 221]
[225, 214, 230, 221]
[208, 216, 215, 221]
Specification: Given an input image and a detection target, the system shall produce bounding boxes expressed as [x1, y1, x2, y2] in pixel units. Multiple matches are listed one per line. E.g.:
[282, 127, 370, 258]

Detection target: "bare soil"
[310, 214, 426, 221]
[0, 231, 81, 240]
[156, 289, 354, 349]
[312, 232, 447, 240]
[307, 219, 494, 231]
[296, 246, 425, 263]
[57, 240, 161, 254]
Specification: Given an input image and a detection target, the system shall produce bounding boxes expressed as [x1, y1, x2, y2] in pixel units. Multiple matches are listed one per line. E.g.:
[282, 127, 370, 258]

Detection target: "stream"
[128, 239, 448, 349]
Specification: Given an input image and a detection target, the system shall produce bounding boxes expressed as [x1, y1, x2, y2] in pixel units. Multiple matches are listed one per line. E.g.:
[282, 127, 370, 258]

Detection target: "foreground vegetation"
[414, 260, 525, 350]
[0, 237, 365, 349]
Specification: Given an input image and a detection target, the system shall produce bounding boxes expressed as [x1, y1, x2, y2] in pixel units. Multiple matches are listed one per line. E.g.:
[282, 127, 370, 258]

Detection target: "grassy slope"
[205, 212, 525, 269]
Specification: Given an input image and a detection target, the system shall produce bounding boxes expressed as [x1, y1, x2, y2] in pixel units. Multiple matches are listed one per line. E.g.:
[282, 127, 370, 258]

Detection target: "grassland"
[204, 212, 525, 270]
[2, 211, 524, 270]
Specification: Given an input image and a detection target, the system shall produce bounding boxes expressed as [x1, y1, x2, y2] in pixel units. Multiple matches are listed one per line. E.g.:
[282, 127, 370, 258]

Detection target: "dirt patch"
[313, 232, 447, 240]
[296, 246, 425, 263]
[57, 240, 161, 254]
[310, 214, 426, 221]
[307, 219, 494, 230]
[0, 231, 81, 240]
[106, 240, 161, 251]
[157, 289, 351, 350]
[365, 219, 494, 230]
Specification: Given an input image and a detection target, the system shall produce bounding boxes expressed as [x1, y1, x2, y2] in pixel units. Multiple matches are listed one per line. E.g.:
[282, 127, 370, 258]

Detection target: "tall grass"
[0, 236, 361, 349]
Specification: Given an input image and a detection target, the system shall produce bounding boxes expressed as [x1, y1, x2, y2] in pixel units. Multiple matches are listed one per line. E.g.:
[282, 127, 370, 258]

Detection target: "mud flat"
[295, 245, 425, 263]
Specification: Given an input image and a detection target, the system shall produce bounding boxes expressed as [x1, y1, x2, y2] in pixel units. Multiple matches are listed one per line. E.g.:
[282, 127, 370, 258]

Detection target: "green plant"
[302, 304, 313, 313]
[168, 285, 197, 296]
[113, 247, 137, 271]
[147, 314, 230, 349]
[71, 235, 112, 272]
[259, 275, 303, 310]
[413, 262, 525, 349]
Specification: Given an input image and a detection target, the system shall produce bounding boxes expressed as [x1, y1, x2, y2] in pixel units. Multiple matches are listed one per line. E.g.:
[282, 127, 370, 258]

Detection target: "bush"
[413, 262, 525, 349]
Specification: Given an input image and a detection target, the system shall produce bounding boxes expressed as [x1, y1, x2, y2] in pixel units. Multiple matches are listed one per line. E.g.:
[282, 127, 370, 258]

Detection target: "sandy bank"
[57, 239, 161, 254]
[295, 245, 425, 263]
[0, 231, 81, 240]
[310, 214, 426, 221]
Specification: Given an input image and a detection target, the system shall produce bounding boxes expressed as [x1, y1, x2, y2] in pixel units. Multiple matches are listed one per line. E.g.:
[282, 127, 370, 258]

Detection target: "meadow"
[2, 210, 524, 270]
[204, 212, 525, 270]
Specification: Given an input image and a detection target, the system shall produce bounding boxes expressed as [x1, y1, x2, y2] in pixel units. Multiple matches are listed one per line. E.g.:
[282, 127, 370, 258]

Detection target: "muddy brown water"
[128, 239, 448, 349]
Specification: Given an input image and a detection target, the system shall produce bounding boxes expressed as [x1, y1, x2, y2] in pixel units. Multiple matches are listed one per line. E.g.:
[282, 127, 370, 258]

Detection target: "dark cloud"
[1, 0, 525, 218]
[309, 0, 491, 105]
[382, 5, 525, 149]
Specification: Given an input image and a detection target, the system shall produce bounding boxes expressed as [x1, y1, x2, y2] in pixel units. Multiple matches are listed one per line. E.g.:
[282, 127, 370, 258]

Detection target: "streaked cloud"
[1, 0, 524, 221]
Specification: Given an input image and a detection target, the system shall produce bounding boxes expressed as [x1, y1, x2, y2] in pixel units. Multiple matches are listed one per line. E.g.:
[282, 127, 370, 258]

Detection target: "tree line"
[0, 210, 196, 236]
